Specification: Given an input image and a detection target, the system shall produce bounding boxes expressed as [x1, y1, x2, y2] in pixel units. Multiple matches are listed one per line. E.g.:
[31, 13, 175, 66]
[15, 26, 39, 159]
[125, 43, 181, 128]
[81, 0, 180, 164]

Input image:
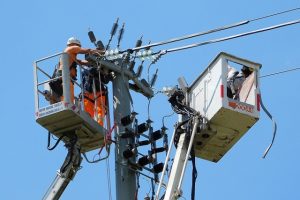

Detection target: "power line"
[251, 7, 300, 22]
[132, 7, 300, 51]
[163, 19, 300, 54]
[260, 67, 300, 78]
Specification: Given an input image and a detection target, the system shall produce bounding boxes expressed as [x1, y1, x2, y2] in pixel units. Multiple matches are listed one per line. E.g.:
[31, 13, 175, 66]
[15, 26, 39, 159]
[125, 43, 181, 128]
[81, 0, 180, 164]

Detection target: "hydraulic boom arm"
[42, 135, 82, 200]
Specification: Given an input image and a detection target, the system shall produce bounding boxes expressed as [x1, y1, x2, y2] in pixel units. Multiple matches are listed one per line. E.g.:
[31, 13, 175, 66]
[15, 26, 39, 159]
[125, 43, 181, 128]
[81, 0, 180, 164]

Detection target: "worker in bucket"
[82, 67, 109, 126]
[227, 65, 253, 99]
[56, 37, 102, 103]
[59, 37, 95, 103]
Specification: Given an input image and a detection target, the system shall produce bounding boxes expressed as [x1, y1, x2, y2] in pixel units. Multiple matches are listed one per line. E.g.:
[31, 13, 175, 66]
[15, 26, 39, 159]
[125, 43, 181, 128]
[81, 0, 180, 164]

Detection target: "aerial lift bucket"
[188, 52, 261, 162]
[33, 52, 107, 153]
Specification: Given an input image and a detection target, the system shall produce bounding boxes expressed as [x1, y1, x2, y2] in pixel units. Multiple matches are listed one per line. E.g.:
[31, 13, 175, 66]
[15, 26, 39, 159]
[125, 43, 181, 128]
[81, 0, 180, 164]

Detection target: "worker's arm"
[66, 46, 105, 66]
[66, 46, 92, 66]
[67, 46, 92, 54]
[77, 59, 89, 66]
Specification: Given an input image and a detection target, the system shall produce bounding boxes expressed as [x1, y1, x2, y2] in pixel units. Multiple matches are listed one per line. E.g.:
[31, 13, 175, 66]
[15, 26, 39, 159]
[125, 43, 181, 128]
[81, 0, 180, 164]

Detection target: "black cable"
[173, 119, 191, 148]
[60, 135, 78, 173]
[168, 90, 197, 116]
[47, 132, 65, 151]
[260, 94, 277, 158]
[132, 7, 300, 51]
[165, 19, 300, 54]
[190, 147, 197, 200]
[162, 112, 175, 126]
[60, 148, 74, 173]
[159, 193, 165, 200]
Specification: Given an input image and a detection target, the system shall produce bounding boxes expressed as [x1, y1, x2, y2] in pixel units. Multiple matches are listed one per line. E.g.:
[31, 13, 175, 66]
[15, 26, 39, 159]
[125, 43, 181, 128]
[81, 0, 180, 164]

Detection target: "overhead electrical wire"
[163, 19, 300, 54]
[260, 67, 300, 78]
[131, 7, 300, 51]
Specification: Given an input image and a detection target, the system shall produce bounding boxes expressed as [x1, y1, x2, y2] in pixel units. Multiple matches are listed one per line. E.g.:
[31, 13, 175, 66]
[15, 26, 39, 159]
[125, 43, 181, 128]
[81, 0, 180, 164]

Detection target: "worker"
[82, 67, 108, 126]
[227, 65, 253, 99]
[57, 37, 102, 103]
[241, 65, 253, 78]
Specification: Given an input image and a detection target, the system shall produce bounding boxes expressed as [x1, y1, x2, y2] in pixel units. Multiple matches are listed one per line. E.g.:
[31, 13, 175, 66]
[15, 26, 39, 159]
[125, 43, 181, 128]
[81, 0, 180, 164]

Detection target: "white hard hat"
[67, 37, 81, 46]
[227, 66, 238, 80]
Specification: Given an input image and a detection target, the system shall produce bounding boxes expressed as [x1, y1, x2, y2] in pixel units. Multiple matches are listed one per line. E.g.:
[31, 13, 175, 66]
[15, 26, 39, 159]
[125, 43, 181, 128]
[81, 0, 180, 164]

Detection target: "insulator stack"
[135, 36, 143, 49]
[151, 147, 165, 154]
[138, 155, 152, 166]
[150, 69, 158, 87]
[137, 122, 149, 134]
[152, 163, 164, 173]
[150, 130, 163, 141]
[121, 112, 138, 126]
[110, 18, 119, 36]
[88, 31, 96, 43]
[117, 23, 125, 48]
[123, 148, 135, 159]
[138, 140, 150, 146]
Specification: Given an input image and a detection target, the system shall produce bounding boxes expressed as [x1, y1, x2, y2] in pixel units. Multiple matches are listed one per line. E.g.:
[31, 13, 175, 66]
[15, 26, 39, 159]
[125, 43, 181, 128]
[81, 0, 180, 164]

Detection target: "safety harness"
[49, 62, 77, 97]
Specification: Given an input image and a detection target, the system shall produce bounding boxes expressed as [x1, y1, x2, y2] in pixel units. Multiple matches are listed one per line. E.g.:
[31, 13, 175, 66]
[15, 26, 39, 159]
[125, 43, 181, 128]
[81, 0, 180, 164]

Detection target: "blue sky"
[1, 0, 300, 200]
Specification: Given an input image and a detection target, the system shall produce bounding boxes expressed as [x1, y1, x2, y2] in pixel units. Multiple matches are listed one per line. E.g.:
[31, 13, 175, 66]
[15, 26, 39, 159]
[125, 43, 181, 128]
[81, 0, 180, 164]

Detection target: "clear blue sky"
[1, 0, 300, 199]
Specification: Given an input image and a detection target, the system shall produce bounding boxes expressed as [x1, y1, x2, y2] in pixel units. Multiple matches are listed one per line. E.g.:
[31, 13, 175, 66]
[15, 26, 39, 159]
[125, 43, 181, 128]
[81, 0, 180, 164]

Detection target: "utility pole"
[89, 56, 153, 200]
[113, 64, 136, 200]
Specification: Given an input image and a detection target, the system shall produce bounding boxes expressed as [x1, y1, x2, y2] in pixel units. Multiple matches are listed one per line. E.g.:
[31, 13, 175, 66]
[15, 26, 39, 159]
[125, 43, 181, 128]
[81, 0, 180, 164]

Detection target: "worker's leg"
[83, 92, 95, 119]
[95, 93, 106, 126]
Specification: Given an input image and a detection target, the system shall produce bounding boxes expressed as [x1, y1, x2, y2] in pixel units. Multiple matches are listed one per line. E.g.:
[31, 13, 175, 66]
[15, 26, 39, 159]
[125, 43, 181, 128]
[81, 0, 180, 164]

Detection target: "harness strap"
[84, 93, 106, 104]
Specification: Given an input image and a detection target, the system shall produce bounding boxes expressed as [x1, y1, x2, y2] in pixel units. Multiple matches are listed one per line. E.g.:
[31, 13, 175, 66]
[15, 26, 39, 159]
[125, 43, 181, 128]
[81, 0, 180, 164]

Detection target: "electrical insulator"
[96, 40, 105, 50]
[123, 148, 135, 159]
[138, 140, 150, 146]
[135, 36, 143, 48]
[121, 115, 132, 126]
[121, 112, 138, 126]
[137, 123, 149, 134]
[117, 23, 125, 48]
[151, 54, 161, 64]
[136, 63, 143, 77]
[141, 79, 150, 87]
[151, 130, 163, 141]
[110, 18, 119, 36]
[151, 147, 165, 154]
[144, 196, 150, 200]
[150, 69, 158, 87]
[152, 163, 164, 173]
[88, 31, 96, 43]
[138, 155, 152, 166]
